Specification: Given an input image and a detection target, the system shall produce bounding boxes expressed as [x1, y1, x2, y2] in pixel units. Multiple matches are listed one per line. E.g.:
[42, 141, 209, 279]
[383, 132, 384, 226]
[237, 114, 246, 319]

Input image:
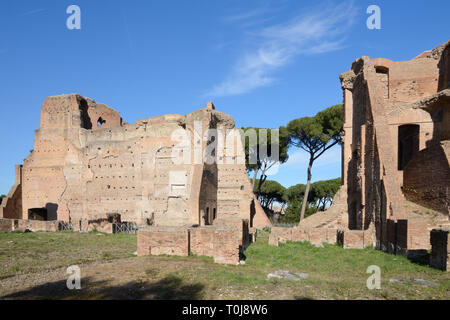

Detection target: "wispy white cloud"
[204, 2, 357, 98]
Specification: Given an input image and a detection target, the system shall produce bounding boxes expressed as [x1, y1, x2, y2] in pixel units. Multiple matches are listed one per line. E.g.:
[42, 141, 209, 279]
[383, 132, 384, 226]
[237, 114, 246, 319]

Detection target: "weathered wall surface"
[0, 218, 60, 232]
[137, 226, 190, 257]
[337, 41, 450, 254]
[404, 141, 450, 215]
[0, 218, 14, 232]
[4, 94, 270, 231]
[0, 165, 23, 219]
[137, 224, 245, 265]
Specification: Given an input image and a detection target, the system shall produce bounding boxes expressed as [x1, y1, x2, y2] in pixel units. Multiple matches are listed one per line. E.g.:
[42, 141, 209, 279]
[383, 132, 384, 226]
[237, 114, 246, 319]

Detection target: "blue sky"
[0, 0, 448, 194]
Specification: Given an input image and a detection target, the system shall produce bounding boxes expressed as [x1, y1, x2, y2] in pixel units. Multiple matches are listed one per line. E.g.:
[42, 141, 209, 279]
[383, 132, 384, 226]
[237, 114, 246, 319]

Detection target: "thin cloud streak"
[204, 2, 357, 98]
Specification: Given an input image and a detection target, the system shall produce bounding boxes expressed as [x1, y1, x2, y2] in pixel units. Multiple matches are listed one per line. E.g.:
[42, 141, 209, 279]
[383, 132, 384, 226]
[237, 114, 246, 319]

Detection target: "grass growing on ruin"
[0, 231, 448, 300]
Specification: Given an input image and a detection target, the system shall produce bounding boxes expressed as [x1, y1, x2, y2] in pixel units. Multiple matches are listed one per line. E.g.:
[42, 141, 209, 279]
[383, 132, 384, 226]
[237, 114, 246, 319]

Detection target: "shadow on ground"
[1, 275, 205, 300]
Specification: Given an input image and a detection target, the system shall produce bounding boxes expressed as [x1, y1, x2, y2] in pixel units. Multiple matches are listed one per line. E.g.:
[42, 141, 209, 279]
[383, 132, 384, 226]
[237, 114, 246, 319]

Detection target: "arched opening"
[97, 117, 106, 127]
[398, 124, 420, 170]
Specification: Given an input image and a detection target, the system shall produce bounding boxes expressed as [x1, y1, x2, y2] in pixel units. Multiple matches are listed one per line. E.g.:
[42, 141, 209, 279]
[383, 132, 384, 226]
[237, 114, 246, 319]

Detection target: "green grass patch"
[0, 231, 136, 278]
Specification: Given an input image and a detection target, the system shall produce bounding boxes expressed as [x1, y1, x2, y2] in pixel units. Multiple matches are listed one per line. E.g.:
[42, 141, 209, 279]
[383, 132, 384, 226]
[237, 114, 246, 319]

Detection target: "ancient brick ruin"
[0, 95, 270, 263]
[270, 41, 450, 269]
[1, 41, 449, 268]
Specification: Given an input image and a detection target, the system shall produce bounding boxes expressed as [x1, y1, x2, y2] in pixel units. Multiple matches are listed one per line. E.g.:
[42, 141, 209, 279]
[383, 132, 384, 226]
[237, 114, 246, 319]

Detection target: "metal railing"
[113, 222, 138, 234]
[58, 221, 74, 231]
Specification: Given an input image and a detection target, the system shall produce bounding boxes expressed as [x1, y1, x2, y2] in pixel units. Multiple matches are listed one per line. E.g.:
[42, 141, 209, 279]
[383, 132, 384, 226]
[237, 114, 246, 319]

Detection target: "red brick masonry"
[137, 220, 250, 265]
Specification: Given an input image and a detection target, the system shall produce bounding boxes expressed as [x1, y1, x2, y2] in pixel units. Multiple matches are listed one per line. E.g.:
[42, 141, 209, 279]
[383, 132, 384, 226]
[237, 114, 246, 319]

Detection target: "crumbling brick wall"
[337, 229, 374, 249]
[338, 41, 450, 255]
[137, 226, 190, 257]
[404, 140, 450, 216]
[0, 219, 14, 232]
[430, 229, 449, 271]
[1, 165, 23, 220]
[3, 95, 271, 231]
[269, 227, 338, 247]
[0, 218, 59, 232]
[137, 223, 244, 265]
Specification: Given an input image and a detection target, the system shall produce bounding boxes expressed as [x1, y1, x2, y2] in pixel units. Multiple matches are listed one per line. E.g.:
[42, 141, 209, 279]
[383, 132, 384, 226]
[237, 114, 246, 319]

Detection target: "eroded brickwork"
[137, 226, 190, 257]
[137, 222, 247, 265]
[0, 218, 59, 232]
[2, 96, 271, 232]
[270, 41, 450, 257]
[338, 41, 450, 252]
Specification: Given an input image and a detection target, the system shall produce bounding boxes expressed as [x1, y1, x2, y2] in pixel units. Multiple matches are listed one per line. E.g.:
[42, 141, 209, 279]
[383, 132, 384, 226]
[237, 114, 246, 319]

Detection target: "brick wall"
[385, 218, 429, 255]
[337, 229, 375, 249]
[137, 222, 245, 265]
[0, 218, 14, 232]
[15, 219, 59, 232]
[189, 226, 216, 257]
[430, 229, 449, 271]
[0, 218, 59, 232]
[214, 218, 250, 249]
[404, 141, 450, 215]
[210, 226, 241, 265]
[268, 227, 293, 246]
[137, 226, 190, 257]
[268, 227, 337, 247]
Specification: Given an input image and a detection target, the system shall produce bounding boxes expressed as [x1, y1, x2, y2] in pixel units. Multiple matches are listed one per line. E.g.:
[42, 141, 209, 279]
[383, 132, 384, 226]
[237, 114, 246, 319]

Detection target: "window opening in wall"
[398, 124, 420, 170]
[97, 117, 106, 127]
[205, 207, 210, 225]
[375, 66, 389, 99]
[28, 208, 48, 221]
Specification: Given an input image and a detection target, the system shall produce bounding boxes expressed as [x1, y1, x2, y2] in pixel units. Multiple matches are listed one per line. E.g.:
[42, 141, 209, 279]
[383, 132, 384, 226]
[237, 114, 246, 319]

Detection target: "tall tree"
[310, 178, 341, 211]
[281, 183, 318, 223]
[253, 179, 286, 211]
[285, 104, 343, 224]
[241, 127, 289, 196]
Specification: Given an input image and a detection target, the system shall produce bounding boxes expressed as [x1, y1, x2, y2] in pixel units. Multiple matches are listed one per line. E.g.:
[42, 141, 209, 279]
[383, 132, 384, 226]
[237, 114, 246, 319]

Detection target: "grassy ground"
[0, 230, 448, 300]
[0, 230, 136, 279]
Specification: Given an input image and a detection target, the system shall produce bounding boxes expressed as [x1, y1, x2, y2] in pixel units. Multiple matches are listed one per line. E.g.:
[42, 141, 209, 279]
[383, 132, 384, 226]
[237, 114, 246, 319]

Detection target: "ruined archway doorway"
[28, 208, 48, 221]
[398, 124, 420, 170]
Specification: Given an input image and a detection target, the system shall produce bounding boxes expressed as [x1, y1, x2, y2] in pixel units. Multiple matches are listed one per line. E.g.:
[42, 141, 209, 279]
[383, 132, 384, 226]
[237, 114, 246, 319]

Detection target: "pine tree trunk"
[299, 157, 314, 224]
[252, 169, 258, 189]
